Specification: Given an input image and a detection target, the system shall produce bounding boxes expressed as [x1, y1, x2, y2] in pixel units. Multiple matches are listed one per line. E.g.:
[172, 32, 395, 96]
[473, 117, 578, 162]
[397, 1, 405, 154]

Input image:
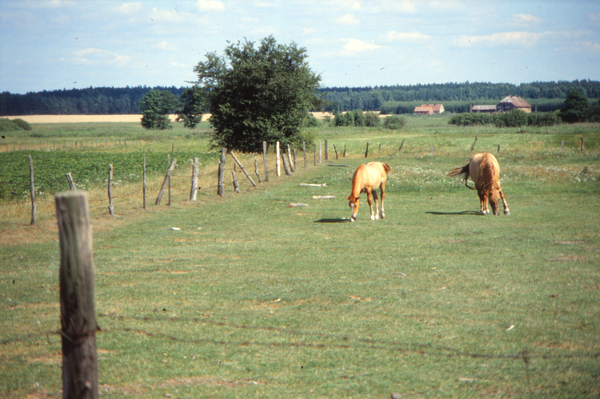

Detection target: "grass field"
[1, 116, 599, 398]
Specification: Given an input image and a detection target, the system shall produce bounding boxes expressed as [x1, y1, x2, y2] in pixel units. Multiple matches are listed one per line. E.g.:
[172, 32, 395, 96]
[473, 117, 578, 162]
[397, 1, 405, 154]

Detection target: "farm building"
[413, 103, 445, 115]
[496, 96, 532, 113]
[471, 105, 497, 113]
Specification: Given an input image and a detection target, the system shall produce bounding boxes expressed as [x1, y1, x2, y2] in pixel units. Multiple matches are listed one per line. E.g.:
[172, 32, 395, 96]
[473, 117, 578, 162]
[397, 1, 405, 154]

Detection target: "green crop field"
[1, 117, 599, 398]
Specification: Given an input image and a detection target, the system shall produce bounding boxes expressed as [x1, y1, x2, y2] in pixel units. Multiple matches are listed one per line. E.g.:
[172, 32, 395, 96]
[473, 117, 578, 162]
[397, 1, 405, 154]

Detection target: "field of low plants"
[1, 116, 599, 398]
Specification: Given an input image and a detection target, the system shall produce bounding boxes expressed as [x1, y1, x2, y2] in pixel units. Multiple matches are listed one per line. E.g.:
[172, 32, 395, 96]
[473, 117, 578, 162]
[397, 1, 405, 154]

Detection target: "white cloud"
[329, 0, 361, 9]
[383, 30, 430, 42]
[303, 28, 317, 35]
[197, 0, 225, 12]
[372, 0, 417, 13]
[73, 48, 131, 66]
[156, 40, 176, 51]
[336, 13, 360, 25]
[116, 2, 143, 14]
[340, 38, 381, 55]
[454, 31, 550, 47]
[589, 12, 600, 27]
[513, 13, 540, 24]
[150, 8, 188, 23]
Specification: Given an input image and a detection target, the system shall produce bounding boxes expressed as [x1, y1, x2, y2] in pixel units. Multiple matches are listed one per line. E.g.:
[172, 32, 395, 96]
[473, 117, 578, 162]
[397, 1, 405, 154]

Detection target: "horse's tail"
[448, 164, 475, 190]
[381, 163, 392, 174]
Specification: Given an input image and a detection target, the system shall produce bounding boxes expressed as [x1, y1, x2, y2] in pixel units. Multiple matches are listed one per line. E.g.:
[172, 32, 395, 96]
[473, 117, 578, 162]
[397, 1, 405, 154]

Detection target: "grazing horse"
[345, 162, 392, 221]
[448, 152, 510, 215]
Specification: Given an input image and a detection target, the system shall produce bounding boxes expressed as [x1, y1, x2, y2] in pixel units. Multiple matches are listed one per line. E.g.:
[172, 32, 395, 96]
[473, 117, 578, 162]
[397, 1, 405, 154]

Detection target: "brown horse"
[448, 152, 510, 215]
[345, 162, 392, 221]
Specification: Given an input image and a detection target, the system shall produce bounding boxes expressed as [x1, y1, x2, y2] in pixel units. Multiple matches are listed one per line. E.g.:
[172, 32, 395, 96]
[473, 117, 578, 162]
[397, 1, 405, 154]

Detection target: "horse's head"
[489, 189, 500, 215]
[345, 195, 359, 222]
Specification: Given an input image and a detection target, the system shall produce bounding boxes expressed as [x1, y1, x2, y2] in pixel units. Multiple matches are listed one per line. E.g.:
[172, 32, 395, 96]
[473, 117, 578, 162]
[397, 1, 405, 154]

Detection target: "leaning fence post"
[167, 154, 171, 206]
[55, 191, 99, 399]
[399, 138, 405, 152]
[230, 151, 257, 187]
[217, 148, 226, 197]
[262, 141, 269, 182]
[232, 164, 240, 193]
[29, 155, 36, 225]
[333, 144, 339, 160]
[254, 159, 262, 183]
[281, 152, 292, 176]
[287, 145, 294, 172]
[471, 135, 478, 151]
[156, 158, 177, 205]
[365, 142, 369, 158]
[108, 164, 114, 216]
[190, 158, 199, 201]
[66, 173, 76, 191]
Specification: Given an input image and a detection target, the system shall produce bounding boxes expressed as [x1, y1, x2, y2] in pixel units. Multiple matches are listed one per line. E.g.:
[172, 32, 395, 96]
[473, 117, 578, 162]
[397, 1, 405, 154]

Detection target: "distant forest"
[1, 80, 599, 116]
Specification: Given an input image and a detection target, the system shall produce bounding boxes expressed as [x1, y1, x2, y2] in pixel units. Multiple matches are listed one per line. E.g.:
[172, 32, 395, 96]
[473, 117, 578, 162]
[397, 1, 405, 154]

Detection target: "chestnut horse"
[448, 152, 510, 215]
[345, 162, 392, 221]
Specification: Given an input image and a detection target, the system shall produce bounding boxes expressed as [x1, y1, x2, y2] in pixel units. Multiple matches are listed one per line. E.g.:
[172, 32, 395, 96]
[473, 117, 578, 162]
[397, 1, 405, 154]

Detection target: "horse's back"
[470, 153, 500, 189]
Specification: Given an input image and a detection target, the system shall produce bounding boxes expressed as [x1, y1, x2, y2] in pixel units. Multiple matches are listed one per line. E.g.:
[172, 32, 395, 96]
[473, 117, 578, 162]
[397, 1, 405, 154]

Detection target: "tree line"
[2, 80, 599, 116]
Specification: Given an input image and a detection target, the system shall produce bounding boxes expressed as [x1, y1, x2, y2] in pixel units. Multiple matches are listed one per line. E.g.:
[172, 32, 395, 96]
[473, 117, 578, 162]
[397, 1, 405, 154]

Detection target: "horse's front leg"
[478, 190, 488, 215]
[372, 189, 380, 219]
[380, 185, 386, 219]
[366, 190, 375, 220]
[499, 189, 510, 215]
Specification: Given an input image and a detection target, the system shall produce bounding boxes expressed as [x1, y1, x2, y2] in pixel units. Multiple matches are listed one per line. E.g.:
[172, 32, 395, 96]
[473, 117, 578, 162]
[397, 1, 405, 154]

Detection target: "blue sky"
[1, 0, 599, 94]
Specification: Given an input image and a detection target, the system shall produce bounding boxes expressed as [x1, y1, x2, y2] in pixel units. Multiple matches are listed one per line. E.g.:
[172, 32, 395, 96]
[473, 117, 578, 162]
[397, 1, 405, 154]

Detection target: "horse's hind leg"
[380, 184, 386, 219]
[499, 189, 510, 215]
[479, 190, 489, 215]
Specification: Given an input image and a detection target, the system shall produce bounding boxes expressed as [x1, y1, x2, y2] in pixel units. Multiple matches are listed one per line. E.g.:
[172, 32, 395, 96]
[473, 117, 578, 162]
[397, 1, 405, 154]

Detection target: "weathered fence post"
[155, 158, 177, 205]
[343, 145, 346, 157]
[262, 141, 269, 182]
[55, 191, 99, 399]
[560, 140, 565, 152]
[108, 164, 114, 216]
[399, 138, 405, 152]
[303, 141, 307, 168]
[581, 137, 584, 151]
[190, 158, 199, 201]
[292, 148, 297, 171]
[324, 139, 328, 160]
[254, 159, 261, 183]
[66, 173, 76, 191]
[430, 146, 435, 155]
[230, 151, 257, 187]
[287, 145, 294, 172]
[365, 142, 369, 158]
[333, 144, 339, 160]
[497, 144, 501, 154]
[217, 148, 226, 197]
[281, 152, 292, 176]
[232, 164, 240, 193]
[143, 155, 147, 210]
[167, 154, 171, 206]
[29, 155, 36, 225]
[318, 140, 322, 164]
[471, 135, 478, 151]
[276, 141, 281, 177]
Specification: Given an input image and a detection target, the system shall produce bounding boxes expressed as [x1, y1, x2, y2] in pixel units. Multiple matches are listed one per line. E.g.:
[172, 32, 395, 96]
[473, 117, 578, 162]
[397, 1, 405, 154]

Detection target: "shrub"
[0, 118, 21, 132]
[364, 112, 381, 128]
[448, 113, 494, 126]
[527, 111, 561, 127]
[351, 110, 365, 127]
[494, 109, 528, 128]
[11, 118, 32, 131]
[383, 115, 406, 130]
[303, 113, 320, 127]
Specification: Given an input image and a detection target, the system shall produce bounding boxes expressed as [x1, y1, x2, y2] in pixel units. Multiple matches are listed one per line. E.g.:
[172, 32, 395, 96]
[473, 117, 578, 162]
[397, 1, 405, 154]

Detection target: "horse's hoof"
[504, 210, 511, 215]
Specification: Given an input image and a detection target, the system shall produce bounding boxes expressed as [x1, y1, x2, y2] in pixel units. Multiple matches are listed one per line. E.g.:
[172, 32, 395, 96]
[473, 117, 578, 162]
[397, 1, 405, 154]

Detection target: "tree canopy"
[193, 36, 324, 152]
[559, 88, 590, 123]
[139, 90, 176, 130]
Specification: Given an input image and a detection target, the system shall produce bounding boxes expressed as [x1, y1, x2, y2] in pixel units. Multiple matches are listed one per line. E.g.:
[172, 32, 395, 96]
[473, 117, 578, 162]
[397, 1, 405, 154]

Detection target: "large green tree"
[193, 36, 324, 152]
[139, 90, 176, 130]
[559, 88, 590, 123]
[175, 86, 206, 128]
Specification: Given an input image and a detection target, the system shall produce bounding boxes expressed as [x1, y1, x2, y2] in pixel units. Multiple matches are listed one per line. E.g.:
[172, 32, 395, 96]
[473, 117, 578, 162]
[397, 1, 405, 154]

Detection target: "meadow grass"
[1, 117, 599, 398]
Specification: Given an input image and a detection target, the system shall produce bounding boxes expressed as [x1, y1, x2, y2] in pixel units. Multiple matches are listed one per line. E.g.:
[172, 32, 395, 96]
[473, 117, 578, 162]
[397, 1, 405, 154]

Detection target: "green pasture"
[1, 118, 600, 398]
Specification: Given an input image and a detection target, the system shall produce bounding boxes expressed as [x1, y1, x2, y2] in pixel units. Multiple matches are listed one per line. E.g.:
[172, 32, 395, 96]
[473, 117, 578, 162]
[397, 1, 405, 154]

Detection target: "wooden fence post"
[399, 138, 405, 152]
[560, 140, 565, 152]
[143, 155, 147, 210]
[318, 140, 322, 164]
[497, 144, 501, 153]
[324, 139, 328, 160]
[217, 148, 226, 197]
[55, 191, 99, 399]
[343, 145, 346, 157]
[333, 144, 339, 159]
[292, 148, 297, 171]
[281, 153, 292, 176]
[108, 164, 114, 216]
[303, 141, 307, 168]
[29, 155, 36, 225]
[471, 135, 478, 151]
[190, 158, 199, 201]
[232, 165, 240, 193]
[287, 145, 294, 172]
[262, 141, 269, 182]
[66, 173, 76, 191]
[581, 137, 584, 151]
[276, 141, 281, 177]
[230, 151, 257, 187]
[430, 146, 435, 155]
[155, 159, 177, 205]
[365, 142, 369, 158]
[167, 154, 171, 206]
[254, 159, 261, 183]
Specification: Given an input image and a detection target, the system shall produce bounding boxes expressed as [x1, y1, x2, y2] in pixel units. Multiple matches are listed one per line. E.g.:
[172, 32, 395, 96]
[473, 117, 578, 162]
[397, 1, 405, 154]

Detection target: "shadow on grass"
[314, 218, 349, 223]
[425, 211, 482, 216]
